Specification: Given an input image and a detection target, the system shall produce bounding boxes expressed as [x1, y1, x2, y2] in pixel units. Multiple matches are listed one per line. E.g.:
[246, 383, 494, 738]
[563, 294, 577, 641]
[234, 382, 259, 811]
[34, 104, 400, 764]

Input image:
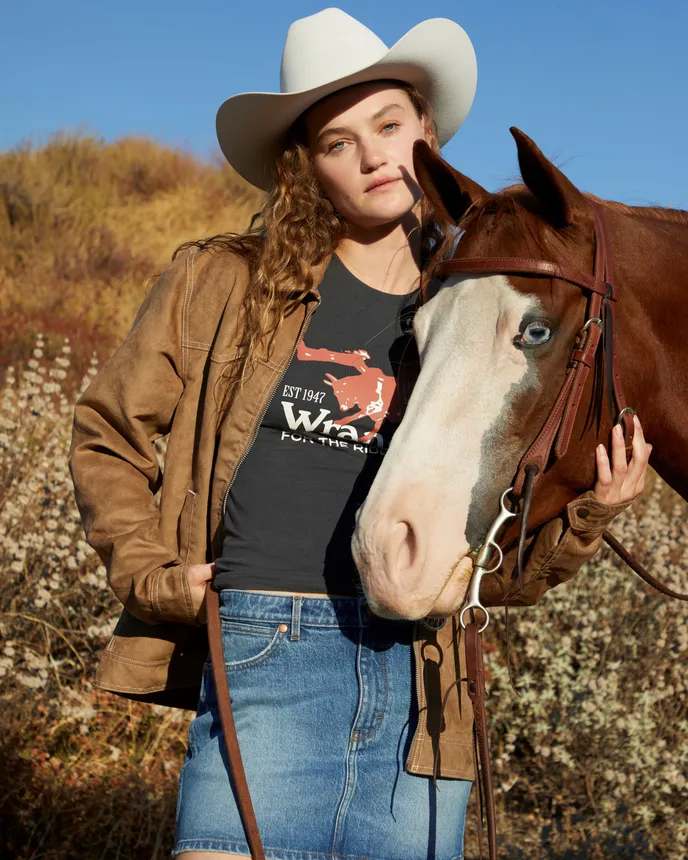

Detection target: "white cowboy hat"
[216, 7, 477, 191]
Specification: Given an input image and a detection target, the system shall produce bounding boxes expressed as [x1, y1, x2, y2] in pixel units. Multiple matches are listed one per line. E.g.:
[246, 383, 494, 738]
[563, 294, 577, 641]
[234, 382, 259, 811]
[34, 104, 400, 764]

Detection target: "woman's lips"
[365, 178, 400, 193]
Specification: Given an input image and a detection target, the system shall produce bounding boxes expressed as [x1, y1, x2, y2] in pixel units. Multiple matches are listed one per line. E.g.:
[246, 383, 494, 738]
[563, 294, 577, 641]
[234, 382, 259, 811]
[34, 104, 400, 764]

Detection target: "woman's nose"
[359, 141, 386, 173]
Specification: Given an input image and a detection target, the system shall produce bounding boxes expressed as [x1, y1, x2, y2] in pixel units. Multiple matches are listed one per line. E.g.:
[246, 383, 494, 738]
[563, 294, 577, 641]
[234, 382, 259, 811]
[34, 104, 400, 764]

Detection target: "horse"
[352, 127, 688, 621]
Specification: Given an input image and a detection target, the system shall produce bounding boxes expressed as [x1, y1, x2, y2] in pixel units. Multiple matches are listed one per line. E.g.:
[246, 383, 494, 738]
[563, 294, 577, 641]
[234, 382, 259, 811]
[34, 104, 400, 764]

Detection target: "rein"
[201, 201, 687, 860]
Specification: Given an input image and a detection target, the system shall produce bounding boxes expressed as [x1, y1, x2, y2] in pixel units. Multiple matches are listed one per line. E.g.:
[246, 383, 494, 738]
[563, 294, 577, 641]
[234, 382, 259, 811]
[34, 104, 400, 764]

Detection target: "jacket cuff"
[566, 489, 633, 536]
[124, 561, 201, 627]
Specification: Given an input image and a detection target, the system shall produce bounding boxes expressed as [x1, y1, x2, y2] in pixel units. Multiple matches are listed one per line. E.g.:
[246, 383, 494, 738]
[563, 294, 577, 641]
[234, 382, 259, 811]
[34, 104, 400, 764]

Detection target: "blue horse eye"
[521, 321, 552, 345]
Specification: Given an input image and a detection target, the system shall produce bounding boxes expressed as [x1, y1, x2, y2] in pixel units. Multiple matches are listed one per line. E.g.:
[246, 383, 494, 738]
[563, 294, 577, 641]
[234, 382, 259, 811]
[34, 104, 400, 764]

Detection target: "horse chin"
[362, 554, 475, 622]
[424, 554, 475, 617]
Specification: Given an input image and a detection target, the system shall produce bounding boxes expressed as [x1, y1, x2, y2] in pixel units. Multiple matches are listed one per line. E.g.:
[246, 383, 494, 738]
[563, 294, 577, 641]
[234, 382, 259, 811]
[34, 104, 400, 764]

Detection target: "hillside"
[0, 133, 262, 375]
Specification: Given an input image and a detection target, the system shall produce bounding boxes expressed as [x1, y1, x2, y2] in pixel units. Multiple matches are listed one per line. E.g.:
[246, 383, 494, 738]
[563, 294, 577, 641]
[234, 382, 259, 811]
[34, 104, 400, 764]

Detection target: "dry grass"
[1, 134, 686, 859]
[0, 132, 261, 374]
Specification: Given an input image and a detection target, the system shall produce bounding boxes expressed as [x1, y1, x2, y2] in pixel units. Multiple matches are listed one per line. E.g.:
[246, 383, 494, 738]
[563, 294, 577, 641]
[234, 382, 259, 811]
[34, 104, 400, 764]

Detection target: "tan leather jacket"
[68, 246, 631, 781]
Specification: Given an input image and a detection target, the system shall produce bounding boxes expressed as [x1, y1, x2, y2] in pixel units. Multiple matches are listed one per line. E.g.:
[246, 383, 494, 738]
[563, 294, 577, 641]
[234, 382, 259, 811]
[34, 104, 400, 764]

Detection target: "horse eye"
[520, 320, 552, 346]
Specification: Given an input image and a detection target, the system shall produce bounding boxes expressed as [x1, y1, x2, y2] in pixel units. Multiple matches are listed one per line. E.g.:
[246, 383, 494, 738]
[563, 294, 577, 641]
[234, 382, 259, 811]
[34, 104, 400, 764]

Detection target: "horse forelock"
[445, 186, 578, 265]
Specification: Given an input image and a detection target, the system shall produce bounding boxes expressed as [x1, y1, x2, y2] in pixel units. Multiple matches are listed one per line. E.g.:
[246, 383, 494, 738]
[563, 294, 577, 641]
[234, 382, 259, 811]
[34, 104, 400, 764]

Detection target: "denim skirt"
[172, 590, 473, 860]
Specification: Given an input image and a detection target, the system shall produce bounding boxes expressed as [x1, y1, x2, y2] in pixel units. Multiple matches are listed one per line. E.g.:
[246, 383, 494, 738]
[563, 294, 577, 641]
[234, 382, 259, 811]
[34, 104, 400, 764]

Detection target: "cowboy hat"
[216, 7, 477, 191]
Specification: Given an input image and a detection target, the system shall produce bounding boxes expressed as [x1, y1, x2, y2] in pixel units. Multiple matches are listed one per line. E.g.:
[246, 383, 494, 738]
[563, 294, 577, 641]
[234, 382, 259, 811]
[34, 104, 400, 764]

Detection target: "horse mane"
[453, 185, 688, 260]
[591, 197, 688, 225]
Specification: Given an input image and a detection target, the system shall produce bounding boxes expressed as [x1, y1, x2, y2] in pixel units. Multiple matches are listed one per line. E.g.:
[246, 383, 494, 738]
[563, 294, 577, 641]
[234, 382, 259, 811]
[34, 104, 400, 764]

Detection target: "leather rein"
[202, 201, 687, 860]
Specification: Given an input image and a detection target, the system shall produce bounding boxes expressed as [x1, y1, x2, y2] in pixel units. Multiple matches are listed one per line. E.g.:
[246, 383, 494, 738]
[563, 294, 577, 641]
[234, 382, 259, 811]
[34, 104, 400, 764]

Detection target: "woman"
[69, 9, 651, 860]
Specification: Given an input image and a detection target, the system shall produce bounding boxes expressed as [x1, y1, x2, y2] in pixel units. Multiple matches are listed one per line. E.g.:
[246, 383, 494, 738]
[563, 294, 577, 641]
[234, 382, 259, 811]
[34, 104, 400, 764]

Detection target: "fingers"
[593, 415, 652, 505]
[625, 414, 651, 491]
[610, 422, 628, 478]
[595, 442, 613, 501]
[187, 562, 215, 586]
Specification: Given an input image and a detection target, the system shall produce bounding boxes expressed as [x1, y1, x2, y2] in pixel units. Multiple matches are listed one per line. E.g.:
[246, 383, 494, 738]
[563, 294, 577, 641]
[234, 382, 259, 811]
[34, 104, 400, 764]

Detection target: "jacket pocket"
[178, 488, 198, 569]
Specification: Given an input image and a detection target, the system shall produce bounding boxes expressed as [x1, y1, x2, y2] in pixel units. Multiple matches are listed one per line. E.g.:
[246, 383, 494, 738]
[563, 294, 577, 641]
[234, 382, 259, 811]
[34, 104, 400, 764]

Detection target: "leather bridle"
[203, 201, 688, 860]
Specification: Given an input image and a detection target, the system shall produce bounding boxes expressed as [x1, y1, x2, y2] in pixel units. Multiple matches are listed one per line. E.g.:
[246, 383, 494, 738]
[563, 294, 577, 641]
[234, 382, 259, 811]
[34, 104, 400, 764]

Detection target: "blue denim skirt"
[172, 590, 473, 860]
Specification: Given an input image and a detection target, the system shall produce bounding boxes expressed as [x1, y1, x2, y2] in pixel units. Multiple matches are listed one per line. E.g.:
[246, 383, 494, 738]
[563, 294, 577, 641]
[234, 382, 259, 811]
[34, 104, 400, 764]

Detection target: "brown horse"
[352, 127, 688, 620]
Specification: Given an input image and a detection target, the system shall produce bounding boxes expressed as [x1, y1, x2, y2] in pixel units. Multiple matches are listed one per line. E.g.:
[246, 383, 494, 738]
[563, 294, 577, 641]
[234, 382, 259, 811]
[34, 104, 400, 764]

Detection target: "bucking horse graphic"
[297, 341, 400, 443]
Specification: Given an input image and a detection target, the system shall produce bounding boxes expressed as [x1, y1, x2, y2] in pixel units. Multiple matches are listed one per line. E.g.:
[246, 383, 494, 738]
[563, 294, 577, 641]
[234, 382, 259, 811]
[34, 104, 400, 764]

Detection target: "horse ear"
[413, 139, 487, 225]
[510, 127, 586, 228]
[324, 373, 335, 386]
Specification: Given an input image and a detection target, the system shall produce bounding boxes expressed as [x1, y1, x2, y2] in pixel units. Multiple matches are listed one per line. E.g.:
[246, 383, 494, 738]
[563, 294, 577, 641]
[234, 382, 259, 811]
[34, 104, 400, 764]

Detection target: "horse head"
[352, 127, 637, 620]
[324, 372, 354, 410]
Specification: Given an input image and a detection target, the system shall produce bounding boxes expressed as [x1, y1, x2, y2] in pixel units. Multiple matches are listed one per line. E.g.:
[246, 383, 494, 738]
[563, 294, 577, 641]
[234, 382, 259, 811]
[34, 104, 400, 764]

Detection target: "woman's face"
[304, 81, 431, 231]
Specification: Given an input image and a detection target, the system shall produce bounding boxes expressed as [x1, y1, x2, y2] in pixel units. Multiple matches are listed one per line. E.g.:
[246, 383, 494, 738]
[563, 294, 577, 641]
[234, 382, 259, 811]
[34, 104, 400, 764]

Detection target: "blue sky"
[1, 0, 686, 206]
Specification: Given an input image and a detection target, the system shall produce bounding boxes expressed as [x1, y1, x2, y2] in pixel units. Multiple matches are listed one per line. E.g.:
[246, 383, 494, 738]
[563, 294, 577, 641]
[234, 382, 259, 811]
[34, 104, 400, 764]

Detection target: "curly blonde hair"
[176, 80, 453, 421]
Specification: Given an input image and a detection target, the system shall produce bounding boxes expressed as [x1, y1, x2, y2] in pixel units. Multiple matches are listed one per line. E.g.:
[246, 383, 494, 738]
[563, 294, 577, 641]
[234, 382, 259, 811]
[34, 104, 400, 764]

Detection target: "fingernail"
[633, 414, 640, 426]
[614, 423, 623, 435]
[597, 443, 605, 452]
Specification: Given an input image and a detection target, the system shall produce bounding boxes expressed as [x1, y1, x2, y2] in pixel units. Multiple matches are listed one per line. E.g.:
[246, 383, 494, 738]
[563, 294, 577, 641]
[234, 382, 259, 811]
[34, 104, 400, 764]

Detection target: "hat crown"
[280, 8, 389, 95]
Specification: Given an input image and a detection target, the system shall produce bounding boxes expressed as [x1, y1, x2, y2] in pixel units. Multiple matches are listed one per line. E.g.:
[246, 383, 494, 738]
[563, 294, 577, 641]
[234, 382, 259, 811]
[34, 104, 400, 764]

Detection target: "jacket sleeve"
[480, 489, 633, 607]
[68, 250, 197, 626]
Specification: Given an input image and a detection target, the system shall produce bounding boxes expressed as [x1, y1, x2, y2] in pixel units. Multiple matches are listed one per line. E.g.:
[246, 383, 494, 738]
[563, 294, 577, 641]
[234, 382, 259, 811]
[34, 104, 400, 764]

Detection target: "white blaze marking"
[353, 274, 540, 617]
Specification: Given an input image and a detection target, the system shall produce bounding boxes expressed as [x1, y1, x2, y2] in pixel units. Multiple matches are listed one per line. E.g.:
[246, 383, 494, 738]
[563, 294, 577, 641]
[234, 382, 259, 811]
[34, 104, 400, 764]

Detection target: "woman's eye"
[328, 140, 346, 153]
[520, 321, 552, 346]
[382, 122, 399, 133]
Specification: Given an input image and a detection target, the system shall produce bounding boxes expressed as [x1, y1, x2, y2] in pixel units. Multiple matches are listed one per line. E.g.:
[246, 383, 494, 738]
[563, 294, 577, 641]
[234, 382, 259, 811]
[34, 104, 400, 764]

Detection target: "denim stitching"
[331, 626, 364, 854]
[357, 646, 390, 742]
[219, 628, 288, 673]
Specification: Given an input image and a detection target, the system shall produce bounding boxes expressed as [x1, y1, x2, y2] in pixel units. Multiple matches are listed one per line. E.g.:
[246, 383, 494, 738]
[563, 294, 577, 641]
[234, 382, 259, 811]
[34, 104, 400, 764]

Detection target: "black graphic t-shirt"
[212, 253, 418, 595]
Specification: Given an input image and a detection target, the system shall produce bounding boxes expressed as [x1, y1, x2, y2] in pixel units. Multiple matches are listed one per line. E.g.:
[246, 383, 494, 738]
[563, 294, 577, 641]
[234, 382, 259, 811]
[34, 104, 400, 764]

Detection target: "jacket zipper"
[218, 296, 321, 540]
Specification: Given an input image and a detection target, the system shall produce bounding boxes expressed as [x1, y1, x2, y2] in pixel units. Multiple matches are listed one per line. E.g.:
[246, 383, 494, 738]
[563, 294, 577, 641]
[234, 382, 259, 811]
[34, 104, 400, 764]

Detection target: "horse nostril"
[389, 520, 419, 573]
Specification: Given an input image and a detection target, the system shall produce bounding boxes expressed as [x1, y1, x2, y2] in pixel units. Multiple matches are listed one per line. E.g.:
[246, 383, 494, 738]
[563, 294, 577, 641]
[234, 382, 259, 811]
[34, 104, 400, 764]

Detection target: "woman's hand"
[594, 414, 652, 505]
[187, 562, 216, 625]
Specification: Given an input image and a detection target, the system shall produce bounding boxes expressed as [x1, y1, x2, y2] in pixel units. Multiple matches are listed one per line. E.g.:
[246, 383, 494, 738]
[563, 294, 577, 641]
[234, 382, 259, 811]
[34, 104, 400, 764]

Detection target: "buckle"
[579, 317, 602, 335]
[616, 406, 635, 425]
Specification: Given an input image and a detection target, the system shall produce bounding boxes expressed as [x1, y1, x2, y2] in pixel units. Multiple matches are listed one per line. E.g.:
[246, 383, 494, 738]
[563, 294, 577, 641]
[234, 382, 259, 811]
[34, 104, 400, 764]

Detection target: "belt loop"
[290, 595, 302, 641]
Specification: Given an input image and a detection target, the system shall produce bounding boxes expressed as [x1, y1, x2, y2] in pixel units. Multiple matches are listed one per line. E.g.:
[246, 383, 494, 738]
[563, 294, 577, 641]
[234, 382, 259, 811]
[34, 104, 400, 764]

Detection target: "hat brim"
[216, 18, 477, 191]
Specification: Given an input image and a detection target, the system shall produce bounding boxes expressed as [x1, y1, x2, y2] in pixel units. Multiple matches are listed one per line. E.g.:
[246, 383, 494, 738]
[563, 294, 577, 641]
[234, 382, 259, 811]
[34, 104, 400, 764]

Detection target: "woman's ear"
[413, 140, 487, 225]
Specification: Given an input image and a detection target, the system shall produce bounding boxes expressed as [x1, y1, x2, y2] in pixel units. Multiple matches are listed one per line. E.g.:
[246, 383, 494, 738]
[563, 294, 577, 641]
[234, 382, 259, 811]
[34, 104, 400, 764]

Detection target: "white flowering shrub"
[0, 335, 188, 859]
[484, 478, 688, 856]
[0, 336, 117, 701]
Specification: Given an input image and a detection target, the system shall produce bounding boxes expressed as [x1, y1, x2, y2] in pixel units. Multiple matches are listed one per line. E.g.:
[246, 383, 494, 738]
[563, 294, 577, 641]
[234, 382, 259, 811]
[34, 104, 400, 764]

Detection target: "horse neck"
[608, 206, 688, 496]
[607, 203, 688, 281]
